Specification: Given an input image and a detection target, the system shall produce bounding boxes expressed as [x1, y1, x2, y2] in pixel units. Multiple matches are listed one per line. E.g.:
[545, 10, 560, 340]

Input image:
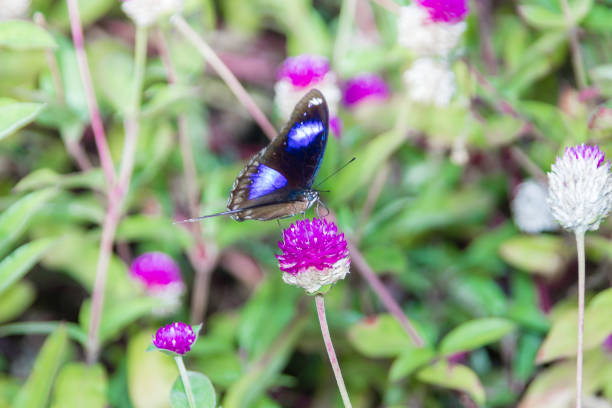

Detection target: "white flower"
[547, 144, 612, 233]
[0, 0, 30, 20]
[282, 257, 350, 294]
[512, 179, 558, 234]
[121, 0, 182, 27]
[397, 4, 466, 57]
[403, 58, 455, 106]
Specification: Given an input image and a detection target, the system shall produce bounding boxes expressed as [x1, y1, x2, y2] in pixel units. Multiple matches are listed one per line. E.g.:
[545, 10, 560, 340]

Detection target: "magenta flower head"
[276, 218, 350, 294]
[604, 333, 612, 353]
[417, 0, 469, 23]
[547, 144, 612, 233]
[274, 55, 341, 121]
[277, 55, 330, 88]
[342, 73, 390, 108]
[152, 322, 198, 355]
[130, 252, 185, 315]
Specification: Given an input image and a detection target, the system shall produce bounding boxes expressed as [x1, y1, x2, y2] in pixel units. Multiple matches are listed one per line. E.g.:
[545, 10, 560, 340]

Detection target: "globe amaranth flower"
[342, 73, 390, 108]
[276, 218, 350, 294]
[0, 0, 30, 19]
[130, 252, 185, 315]
[547, 144, 612, 233]
[403, 58, 455, 106]
[152, 322, 196, 355]
[512, 179, 558, 234]
[121, 0, 182, 27]
[397, 0, 468, 57]
[274, 54, 342, 125]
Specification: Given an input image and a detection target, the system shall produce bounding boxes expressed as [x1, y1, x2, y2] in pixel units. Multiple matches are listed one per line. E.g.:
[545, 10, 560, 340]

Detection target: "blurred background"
[1, 0, 612, 407]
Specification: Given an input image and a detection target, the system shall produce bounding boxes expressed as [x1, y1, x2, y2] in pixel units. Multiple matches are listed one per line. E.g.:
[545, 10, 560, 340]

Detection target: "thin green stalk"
[175, 356, 196, 408]
[315, 294, 352, 408]
[560, 0, 588, 90]
[575, 230, 585, 408]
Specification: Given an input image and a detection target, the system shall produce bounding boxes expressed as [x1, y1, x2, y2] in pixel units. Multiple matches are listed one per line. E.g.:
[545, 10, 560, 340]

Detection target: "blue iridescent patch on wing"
[286, 120, 325, 152]
[248, 164, 288, 199]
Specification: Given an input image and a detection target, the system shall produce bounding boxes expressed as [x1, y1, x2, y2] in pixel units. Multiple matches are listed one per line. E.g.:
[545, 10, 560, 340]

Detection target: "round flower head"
[403, 58, 455, 106]
[417, 0, 469, 23]
[274, 55, 341, 120]
[276, 218, 350, 294]
[547, 144, 612, 233]
[512, 179, 558, 234]
[397, 3, 467, 57]
[153, 322, 196, 355]
[130, 252, 185, 315]
[342, 73, 390, 108]
[121, 0, 182, 27]
[0, 0, 30, 19]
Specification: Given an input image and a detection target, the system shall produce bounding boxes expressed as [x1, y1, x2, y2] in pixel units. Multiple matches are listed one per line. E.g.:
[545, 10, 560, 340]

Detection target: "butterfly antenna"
[173, 208, 244, 224]
[314, 157, 356, 189]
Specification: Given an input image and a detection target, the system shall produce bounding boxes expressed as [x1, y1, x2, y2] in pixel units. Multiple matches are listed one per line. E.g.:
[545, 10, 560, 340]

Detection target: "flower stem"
[348, 241, 425, 347]
[66, 0, 115, 187]
[315, 294, 352, 408]
[575, 230, 585, 408]
[170, 14, 277, 141]
[174, 356, 196, 408]
[560, 0, 588, 90]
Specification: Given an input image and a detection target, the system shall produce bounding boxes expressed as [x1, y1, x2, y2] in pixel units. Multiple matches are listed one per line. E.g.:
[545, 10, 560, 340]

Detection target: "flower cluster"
[547, 144, 612, 233]
[152, 322, 196, 355]
[121, 0, 182, 27]
[130, 252, 185, 315]
[276, 218, 350, 294]
[274, 55, 342, 136]
[342, 73, 390, 108]
[398, 0, 468, 106]
[512, 179, 558, 234]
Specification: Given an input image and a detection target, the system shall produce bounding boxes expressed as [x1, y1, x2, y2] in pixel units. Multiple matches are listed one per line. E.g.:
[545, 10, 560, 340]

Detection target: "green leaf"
[127, 329, 178, 408]
[0, 188, 57, 257]
[170, 371, 216, 408]
[416, 360, 485, 406]
[116, 215, 193, 251]
[583, 4, 612, 33]
[537, 287, 612, 363]
[0, 21, 57, 50]
[0, 321, 87, 345]
[0, 238, 56, 296]
[50, 363, 107, 408]
[439, 318, 516, 356]
[13, 325, 68, 408]
[389, 347, 435, 381]
[519, 0, 593, 29]
[348, 314, 419, 358]
[330, 130, 405, 204]
[0, 281, 35, 324]
[499, 235, 567, 277]
[14, 169, 106, 193]
[0, 102, 45, 141]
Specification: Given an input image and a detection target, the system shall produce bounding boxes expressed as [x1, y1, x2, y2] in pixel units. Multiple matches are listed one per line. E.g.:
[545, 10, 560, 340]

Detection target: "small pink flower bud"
[152, 322, 196, 355]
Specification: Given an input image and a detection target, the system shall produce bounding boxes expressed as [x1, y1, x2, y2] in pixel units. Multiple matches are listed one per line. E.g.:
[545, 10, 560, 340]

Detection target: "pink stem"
[170, 15, 277, 141]
[66, 0, 116, 187]
[348, 241, 424, 347]
[315, 294, 352, 408]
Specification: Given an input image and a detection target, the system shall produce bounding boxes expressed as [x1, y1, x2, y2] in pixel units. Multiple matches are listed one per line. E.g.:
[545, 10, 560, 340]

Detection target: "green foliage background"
[1, 0, 612, 407]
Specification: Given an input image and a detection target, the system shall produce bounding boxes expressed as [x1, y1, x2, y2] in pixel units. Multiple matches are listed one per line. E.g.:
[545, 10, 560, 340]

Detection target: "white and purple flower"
[342, 73, 390, 108]
[397, 0, 468, 57]
[547, 144, 612, 233]
[274, 55, 341, 136]
[276, 218, 350, 294]
[512, 179, 558, 234]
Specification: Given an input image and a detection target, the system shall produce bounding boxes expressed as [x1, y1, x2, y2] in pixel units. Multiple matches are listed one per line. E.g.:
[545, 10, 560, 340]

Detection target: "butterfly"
[180, 88, 329, 223]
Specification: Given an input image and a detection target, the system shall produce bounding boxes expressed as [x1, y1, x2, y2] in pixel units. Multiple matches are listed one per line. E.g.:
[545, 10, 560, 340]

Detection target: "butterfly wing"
[227, 89, 329, 221]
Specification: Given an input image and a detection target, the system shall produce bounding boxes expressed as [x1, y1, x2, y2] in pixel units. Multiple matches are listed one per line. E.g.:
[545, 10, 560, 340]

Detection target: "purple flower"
[342, 73, 390, 107]
[152, 322, 196, 355]
[330, 116, 342, 139]
[277, 55, 330, 88]
[564, 144, 606, 167]
[417, 0, 469, 23]
[604, 332, 612, 353]
[276, 218, 350, 293]
[130, 252, 184, 292]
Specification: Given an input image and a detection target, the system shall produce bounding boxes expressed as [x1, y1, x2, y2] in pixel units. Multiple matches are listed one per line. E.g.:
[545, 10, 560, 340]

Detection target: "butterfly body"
[224, 89, 329, 221]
